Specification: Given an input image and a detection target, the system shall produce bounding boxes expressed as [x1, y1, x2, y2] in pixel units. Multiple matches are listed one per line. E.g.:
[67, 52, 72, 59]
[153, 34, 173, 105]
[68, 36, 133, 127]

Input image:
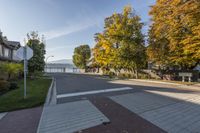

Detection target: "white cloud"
[41, 21, 97, 41]
[47, 45, 71, 52]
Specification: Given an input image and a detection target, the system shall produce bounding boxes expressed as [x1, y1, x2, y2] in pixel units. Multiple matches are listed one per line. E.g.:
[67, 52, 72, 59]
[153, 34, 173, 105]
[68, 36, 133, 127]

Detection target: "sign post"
[179, 72, 192, 82]
[16, 45, 33, 99]
[23, 46, 27, 98]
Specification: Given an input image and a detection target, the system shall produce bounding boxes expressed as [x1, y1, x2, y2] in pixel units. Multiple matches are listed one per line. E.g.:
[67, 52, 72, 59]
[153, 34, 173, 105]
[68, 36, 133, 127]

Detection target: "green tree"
[26, 31, 46, 73]
[147, 0, 200, 69]
[73, 45, 91, 69]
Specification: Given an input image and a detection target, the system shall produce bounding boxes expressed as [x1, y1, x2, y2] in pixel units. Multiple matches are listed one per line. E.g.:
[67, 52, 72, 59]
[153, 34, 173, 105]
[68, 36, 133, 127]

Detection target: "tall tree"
[26, 31, 46, 73]
[73, 45, 91, 69]
[93, 5, 146, 77]
[147, 0, 200, 69]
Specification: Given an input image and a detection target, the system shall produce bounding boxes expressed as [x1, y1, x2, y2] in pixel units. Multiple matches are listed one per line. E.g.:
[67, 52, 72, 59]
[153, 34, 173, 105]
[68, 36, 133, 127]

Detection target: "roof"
[46, 63, 76, 68]
[2, 40, 21, 50]
[5, 41, 20, 48]
[0, 32, 21, 49]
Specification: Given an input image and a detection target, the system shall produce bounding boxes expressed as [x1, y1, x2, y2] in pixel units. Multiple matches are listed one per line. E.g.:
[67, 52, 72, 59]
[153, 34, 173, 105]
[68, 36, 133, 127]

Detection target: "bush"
[103, 70, 109, 76]
[1, 62, 23, 80]
[118, 73, 126, 79]
[9, 82, 18, 90]
[138, 73, 149, 79]
[0, 80, 10, 92]
[33, 71, 44, 77]
[108, 71, 116, 78]
[103, 71, 116, 78]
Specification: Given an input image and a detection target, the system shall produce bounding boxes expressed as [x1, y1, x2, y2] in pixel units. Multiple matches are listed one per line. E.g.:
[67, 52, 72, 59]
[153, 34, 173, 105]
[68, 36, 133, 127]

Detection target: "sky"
[0, 0, 155, 62]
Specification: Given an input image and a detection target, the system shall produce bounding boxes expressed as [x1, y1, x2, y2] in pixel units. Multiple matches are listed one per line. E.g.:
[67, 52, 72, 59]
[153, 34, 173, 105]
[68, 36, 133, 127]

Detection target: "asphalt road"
[53, 73, 130, 94]
[50, 73, 195, 104]
[50, 73, 140, 103]
[45, 73, 200, 133]
[48, 73, 166, 132]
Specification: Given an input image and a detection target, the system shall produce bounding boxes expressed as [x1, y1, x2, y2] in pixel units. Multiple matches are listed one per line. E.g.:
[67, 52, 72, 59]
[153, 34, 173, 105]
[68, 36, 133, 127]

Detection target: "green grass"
[0, 78, 52, 113]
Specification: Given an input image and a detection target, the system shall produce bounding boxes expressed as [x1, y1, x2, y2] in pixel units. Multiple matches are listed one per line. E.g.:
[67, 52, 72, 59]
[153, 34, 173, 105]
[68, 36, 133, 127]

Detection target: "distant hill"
[49, 59, 74, 65]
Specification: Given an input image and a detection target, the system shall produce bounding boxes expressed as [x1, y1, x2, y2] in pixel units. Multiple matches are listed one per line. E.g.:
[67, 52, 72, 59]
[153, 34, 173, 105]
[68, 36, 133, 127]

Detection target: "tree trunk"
[7, 73, 11, 81]
[135, 70, 138, 79]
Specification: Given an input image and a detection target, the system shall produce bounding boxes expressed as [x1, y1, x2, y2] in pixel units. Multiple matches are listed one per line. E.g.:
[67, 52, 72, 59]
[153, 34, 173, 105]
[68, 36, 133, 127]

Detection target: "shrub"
[103, 70, 109, 76]
[0, 80, 10, 92]
[1, 62, 23, 80]
[118, 73, 127, 79]
[9, 82, 18, 90]
[138, 73, 148, 79]
[33, 71, 44, 77]
[108, 71, 116, 78]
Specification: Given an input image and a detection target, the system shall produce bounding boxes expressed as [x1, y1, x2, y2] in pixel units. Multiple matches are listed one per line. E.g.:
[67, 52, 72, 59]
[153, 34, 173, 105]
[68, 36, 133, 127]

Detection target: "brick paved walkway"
[111, 91, 200, 133]
[0, 107, 42, 133]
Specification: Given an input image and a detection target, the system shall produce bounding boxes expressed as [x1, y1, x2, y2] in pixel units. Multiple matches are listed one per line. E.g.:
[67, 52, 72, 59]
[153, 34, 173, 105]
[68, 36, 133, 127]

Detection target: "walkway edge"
[37, 78, 57, 133]
[0, 112, 7, 120]
[129, 79, 200, 89]
[45, 78, 57, 106]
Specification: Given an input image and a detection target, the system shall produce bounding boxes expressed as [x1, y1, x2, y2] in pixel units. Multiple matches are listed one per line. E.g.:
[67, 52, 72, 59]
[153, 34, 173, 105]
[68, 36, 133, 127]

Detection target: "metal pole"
[45, 55, 54, 72]
[24, 46, 27, 99]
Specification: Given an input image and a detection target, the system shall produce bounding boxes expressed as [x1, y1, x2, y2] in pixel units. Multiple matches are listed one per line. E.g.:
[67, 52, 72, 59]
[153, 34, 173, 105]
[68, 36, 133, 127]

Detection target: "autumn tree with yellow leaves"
[147, 0, 200, 69]
[93, 6, 146, 78]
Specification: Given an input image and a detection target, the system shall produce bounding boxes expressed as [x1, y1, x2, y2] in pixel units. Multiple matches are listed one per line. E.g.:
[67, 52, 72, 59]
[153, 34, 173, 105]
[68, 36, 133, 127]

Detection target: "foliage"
[73, 45, 91, 69]
[26, 31, 46, 73]
[0, 62, 23, 80]
[31, 70, 45, 78]
[117, 73, 134, 79]
[0, 80, 10, 92]
[93, 5, 146, 78]
[147, 0, 200, 69]
[9, 82, 18, 90]
[103, 71, 116, 78]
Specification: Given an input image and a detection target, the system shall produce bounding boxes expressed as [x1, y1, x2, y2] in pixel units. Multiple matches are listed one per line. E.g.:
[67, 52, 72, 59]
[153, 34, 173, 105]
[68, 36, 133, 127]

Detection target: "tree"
[93, 5, 146, 77]
[147, 0, 200, 69]
[73, 45, 91, 69]
[26, 31, 46, 74]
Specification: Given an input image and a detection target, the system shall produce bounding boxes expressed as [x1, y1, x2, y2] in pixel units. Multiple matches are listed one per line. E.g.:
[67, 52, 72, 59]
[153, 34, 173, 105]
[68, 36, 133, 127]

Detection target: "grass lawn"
[0, 78, 52, 113]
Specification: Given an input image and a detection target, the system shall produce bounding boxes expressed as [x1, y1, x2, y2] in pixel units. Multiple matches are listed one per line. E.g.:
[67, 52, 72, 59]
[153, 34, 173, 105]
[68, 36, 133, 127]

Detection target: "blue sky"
[0, 0, 155, 61]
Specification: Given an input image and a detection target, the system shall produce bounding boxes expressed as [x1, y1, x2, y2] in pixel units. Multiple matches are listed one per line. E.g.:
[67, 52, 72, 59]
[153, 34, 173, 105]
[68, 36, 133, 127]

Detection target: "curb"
[128, 79, 200, 90]
[128, 79, 181, 85]
[45, 78, 57, 106]
[0, 112, 7, 120]
[37, 78, 57, 133]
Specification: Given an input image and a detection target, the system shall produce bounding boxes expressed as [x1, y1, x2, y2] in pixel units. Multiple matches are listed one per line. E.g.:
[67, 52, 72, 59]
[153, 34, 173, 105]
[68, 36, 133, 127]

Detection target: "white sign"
[15, 47, 24, 61]
[16, 46, 33, 60]
[179, 72, 192, 77]
[26, 46, 33, 60]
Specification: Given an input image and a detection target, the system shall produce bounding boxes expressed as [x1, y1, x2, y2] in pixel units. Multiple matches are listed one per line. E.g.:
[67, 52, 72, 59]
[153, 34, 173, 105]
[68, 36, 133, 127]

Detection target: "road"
[43, 73, 200, 133]
[2, 73, 199, 133]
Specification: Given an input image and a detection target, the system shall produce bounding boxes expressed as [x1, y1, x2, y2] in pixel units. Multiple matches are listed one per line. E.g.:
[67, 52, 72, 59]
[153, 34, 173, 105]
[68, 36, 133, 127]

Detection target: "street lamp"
[46, 55, 54, 63]
[45, 55, 54, 72]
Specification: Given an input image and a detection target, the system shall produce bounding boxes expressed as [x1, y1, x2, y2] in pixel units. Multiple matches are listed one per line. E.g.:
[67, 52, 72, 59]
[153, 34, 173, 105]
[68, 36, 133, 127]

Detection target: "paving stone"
[110, 91, 200, 133]
[37, 100, 109, 133]
[110, 92, 176, 114]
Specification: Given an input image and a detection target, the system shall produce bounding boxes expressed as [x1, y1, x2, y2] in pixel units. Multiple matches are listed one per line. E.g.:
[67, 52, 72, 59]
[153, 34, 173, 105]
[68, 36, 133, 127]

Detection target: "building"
[0, 31, 21, 62]
[45, 63, 78, 73]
